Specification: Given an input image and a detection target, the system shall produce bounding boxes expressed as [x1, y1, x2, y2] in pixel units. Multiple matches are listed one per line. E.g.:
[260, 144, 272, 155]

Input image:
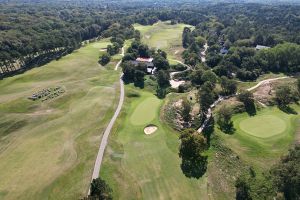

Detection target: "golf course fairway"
[0, 39, 120, 200]
[100, 87, 210, 200]
[134, 21, 194, 62]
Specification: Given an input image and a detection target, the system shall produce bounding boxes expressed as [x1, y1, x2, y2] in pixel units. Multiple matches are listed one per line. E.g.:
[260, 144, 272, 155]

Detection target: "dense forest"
[1, 0, 299, 77]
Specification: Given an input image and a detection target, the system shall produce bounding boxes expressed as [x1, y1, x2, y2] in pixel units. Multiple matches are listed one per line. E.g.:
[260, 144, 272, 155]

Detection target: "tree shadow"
[134, 80, 144, 89]
[220, 122, 235, 135]
[202, 117, 214, 145]
[180, 156, 208, 179]
[278, 105, 298, 115]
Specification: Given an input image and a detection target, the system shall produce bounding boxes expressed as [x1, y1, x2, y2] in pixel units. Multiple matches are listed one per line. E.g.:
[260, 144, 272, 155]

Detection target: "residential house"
[132, 57, 156, 74]
[255, 45, 270, 50]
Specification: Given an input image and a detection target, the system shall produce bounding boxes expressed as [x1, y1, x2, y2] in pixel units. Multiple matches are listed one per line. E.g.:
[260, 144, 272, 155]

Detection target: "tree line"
[1, 1, 299, 77]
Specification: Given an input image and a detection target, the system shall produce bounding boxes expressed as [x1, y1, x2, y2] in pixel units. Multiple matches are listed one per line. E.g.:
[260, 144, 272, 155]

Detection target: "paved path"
[200, 43, 208, 62]
[197, 76, 289, 133]
[247, 76, 288, 91]
[114, 47, 124, 70]
[89, 49, 125, 194]
[169, 60, 192, 88]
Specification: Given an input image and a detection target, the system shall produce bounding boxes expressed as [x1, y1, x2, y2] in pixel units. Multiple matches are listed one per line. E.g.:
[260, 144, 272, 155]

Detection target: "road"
[89, 48, 125, 194]
[197, 76, 289, 133]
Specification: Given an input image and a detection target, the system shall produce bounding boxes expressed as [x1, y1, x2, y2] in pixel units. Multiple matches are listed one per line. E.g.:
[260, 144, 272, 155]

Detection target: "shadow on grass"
[133, 80, 144, 89]
[278, 105, 298, 115]
[202, 117, 214, 145]
[181, 156, 208, 179]
[122, 78, 145, 89]
[220, 122, 236, 135]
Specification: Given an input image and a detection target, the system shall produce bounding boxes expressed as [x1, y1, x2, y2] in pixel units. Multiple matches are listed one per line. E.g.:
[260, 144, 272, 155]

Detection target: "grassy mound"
[239, 115, 287, 138]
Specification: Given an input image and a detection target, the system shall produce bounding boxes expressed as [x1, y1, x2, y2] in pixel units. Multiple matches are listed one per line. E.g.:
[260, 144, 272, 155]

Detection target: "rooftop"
[256, 45, 270, 50]
[136, 57, 154, 63]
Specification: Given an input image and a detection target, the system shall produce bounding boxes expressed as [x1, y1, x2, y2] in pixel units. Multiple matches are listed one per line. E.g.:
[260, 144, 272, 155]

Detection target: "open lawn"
[134, 21, 194, 62]
[100, 87, 210, 200]
[217, 106, 300, 169]
[0, 41, 120, 199]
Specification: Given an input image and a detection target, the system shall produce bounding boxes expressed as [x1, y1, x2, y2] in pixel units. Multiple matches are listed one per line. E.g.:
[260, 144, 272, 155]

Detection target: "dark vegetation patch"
[126, 89, 140, 98]
[0, 119, 27, 138]
[0, 98, 36, 113]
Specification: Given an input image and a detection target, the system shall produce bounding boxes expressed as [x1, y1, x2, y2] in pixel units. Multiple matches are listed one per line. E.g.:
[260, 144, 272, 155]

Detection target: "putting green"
[239, 115, 287, 138]
[130, 97, 161, 125]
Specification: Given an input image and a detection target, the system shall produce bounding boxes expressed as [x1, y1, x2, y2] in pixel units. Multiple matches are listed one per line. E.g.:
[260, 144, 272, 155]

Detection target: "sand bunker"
[170, 80, 185, 88]
[144, 125, 158, 135]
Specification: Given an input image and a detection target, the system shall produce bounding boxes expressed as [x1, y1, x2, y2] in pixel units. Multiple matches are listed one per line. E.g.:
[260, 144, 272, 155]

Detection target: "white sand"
[170, 80, 185, 88]
[144, 125, 158, 135]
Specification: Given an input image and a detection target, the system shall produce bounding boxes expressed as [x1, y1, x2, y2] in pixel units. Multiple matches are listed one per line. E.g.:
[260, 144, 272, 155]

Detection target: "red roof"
[136, 57, 153, 63]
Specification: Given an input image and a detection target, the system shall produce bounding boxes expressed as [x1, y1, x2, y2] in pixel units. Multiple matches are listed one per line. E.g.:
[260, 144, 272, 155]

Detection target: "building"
[220, 47, 229, 55]
[132, 57, 156, 74]
[255, 45, 270, 50]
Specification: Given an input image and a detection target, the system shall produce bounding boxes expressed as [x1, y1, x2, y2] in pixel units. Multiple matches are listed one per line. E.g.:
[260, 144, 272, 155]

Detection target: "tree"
[220, 76, 237, 95]
[153, 54, 169, 70]
[189, 69, 204, 85]
[107, 44, 119, 56]
[156, 86, 167, 99]
[189, 42, 200, 53]
[122, 53, 136, 62]
[201, 70, 217, 85]
[237, 90, 256, 115]
[254, 33, 264, 45]
[134, 70, 145, 87]
[235, 178, 252, 200]
[179, 129, 208, 178]
[199, 81, 216, 113]
[271, 145, 300, 200]
[157, 49, 167, 59]
[138, 44, 150, 57]
[182, 27, 192, 48]
[275, 85, 294, 106]
[195, 36, 206, 48]
[156, 70, 170, 88]
[217, 105, 234, 133]
[90, 178, 113, 200]
[122, 61, 135, 81]
[99, 53, 110, 66]
[181, 99, 191, 123]
[206, 53, 222, 68]
[297, 78, 300, 95]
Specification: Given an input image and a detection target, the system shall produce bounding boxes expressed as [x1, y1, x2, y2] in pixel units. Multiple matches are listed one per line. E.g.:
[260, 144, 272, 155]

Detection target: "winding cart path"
[89, 49, 125, 194]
